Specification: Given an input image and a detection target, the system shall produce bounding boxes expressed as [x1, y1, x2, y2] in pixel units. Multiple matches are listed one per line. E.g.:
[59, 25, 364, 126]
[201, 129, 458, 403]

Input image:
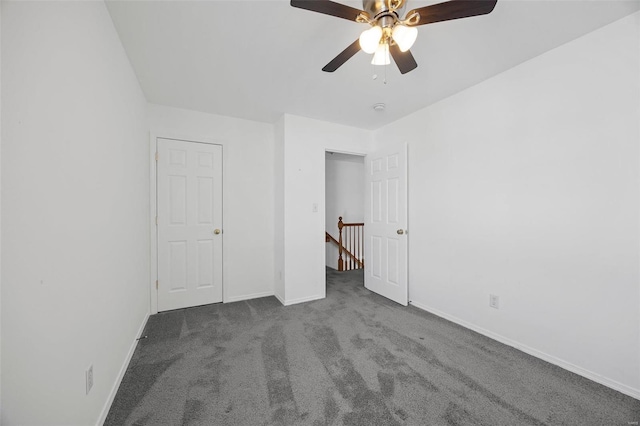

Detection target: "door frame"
[322, 148, 368, 295]
[322, 145, 410, 305]
[149, 132, 225, 314]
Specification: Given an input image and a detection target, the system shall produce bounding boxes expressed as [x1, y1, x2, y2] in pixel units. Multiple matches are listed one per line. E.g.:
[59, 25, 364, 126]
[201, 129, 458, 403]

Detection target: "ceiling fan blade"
[389, 44, 418, 74]
[322, 39, 361, 72]
[290, 0, 366, 22]
[408, 0, 497, 26]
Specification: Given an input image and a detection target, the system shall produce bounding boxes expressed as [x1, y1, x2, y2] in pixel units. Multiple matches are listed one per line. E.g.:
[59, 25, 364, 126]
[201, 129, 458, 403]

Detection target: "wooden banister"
[337, 216, 364, 271]
[325, 232, 339, 246]
[325, 232, 362, 269]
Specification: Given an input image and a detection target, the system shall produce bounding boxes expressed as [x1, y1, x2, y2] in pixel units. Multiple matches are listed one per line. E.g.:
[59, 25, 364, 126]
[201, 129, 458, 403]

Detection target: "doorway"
[325, 151, 365, 291]
[323, 145, 409, 306]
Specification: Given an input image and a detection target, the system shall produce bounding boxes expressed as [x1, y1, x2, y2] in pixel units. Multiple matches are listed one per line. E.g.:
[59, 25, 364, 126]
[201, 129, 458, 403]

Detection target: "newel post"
[338, 216, 344, 271]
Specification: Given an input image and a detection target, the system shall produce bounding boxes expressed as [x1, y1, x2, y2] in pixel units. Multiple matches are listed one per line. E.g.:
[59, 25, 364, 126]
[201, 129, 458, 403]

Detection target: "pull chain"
[384, 59, 387, 84]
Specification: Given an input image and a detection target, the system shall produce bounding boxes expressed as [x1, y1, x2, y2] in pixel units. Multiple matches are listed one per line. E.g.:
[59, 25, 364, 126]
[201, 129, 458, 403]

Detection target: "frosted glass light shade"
[371, 43, 390, 66]
[359, 26, 383, 54]
[392, 24, 418, 52]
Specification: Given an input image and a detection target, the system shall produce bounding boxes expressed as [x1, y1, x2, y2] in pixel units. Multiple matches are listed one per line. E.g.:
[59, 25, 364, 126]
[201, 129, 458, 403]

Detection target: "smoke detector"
[373, 103, 386, 112]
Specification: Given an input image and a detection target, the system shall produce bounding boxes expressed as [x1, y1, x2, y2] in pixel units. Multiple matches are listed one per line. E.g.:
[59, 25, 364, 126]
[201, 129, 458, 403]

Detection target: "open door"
[364, 143, 408, 305]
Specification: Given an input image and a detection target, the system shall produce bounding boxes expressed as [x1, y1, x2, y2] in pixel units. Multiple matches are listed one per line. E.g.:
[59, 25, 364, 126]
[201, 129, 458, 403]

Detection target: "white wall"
[325, 153, 364, 270]
[374, 12, 640, 398]
[279, 115, 371, 305]
[1, 2, 150, 425]
[147, 104, 275, 304]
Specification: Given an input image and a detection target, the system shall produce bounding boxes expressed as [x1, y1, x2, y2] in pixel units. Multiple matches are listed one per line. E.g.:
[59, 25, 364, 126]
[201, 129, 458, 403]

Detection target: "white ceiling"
[106, 0, 640, 130]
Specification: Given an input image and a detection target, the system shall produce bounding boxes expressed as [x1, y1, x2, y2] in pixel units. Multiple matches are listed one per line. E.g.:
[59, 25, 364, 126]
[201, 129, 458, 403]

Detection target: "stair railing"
[338, 216, 364, 271]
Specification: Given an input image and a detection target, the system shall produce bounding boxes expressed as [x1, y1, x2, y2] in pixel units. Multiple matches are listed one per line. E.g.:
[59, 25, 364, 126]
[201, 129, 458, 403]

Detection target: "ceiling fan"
[290, 0, 498, 74]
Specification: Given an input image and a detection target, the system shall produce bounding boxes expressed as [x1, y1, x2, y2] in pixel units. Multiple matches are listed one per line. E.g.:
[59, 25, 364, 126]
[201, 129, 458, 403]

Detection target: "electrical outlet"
[86, 365, 94, 395]
[489, 294, 500, 309]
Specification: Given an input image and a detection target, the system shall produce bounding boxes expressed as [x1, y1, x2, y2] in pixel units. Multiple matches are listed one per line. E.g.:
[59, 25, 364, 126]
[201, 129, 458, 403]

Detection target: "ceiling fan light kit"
[290, 0, 498, 74]
[392, 24, 418, 52]
[372, 43, 391, 65]
[359, 26, 383, 53]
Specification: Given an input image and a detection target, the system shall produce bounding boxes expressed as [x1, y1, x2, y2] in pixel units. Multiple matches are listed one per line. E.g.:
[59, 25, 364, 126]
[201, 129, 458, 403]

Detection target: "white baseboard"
[283, 294, 324, 306]
[225, 291, 274, 303]
[409, 301, 640, 401]
[274, 292, 286, 306]
[97, 311, 150, 426]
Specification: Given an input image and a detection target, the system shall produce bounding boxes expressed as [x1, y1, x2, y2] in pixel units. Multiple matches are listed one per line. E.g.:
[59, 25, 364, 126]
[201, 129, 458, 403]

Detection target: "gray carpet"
[105, 268, 639, 425]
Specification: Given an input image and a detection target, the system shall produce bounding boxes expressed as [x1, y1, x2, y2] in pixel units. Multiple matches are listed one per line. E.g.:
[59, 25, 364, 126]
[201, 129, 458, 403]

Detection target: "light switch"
[312, 203, 318, 213]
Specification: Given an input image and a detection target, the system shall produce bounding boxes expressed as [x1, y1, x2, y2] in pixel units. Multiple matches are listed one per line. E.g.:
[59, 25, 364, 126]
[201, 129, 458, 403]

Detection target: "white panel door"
[364, 144, 408, 305]
[157, 138, 222, 311]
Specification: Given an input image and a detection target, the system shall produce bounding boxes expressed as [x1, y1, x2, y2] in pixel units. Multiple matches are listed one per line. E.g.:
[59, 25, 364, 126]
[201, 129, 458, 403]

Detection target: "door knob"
[213, 229, 221, 235]
[397, 229, 404, 235]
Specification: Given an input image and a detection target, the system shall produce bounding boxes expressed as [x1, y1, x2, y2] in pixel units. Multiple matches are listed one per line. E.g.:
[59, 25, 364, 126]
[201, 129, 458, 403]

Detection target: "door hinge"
[155, 280, 158, 289]
[155, 152, 159, 162]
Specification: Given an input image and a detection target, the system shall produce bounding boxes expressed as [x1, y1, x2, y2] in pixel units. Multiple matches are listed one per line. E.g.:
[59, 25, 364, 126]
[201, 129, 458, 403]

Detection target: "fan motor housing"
[363, 0, 406, 21]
